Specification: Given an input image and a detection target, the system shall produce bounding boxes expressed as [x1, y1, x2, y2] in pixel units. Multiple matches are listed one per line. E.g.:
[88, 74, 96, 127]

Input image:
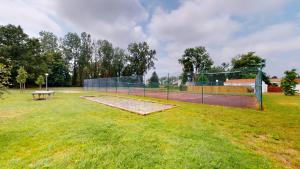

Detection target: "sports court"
[83, 69, 262, 110]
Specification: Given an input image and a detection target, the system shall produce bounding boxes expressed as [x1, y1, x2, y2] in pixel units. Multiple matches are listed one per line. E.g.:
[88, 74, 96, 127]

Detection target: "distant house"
[270, 78, 281, 86]
[297, 79, 300, 92]
[224, 79, 268, 93]
[270, 78, 300, 93]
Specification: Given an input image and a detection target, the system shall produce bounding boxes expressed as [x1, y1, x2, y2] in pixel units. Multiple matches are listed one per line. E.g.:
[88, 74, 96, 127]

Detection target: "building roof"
[270, 78, 300, 83]
[225, 78, 300, 84]
[270, 78, 281, 83]
[225, 79, 255, 83]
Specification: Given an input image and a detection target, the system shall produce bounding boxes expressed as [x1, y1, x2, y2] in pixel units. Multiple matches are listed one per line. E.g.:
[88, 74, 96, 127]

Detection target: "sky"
[0, 0, 300, 77]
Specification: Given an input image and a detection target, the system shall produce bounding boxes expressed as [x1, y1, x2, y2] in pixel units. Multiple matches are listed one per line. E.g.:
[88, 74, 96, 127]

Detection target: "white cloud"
[147, 0, 298, 76]
[53, 0, 149, 48]
[0, 0, 62, 36]
[0, 0, 299, 76]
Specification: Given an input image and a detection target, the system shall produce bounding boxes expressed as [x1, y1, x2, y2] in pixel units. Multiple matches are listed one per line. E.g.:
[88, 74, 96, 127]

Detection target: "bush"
[179, 85, 187, 91]
[281, 69, 298, 96]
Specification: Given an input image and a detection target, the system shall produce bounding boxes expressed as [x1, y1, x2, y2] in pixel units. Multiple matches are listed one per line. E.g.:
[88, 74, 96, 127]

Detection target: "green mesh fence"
[84, 69, 263, 109]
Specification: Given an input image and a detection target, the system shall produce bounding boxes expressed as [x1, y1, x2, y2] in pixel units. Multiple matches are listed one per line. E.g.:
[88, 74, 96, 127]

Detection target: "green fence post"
[201, 71, 204, 104]
[116, 77, 118, 93]
[167, 73, 170, 100]
[259, 67, 263, 110]
[128, 82, 130, 95]
[143, 75, 146, 97]
[105, 78, 108, 92]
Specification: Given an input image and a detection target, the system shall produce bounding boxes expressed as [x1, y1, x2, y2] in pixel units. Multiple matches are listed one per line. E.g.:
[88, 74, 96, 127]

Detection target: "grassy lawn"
[0, 89, 299, 168]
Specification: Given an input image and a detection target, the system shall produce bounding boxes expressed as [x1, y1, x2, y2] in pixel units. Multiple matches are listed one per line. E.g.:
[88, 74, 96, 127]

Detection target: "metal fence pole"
[201, 71, 204, 104]
[128, 82, 130, 95]
[116, 77, 118, 93]
[167, 73, 169, 100]
[106, 78, 108, 92]
[143, 75, 146, 97]
[259, 67, 263, 110]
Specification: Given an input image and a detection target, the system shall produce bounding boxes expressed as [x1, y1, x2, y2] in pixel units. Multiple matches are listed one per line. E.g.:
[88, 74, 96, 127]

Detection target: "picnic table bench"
[32, 91, 55, 100]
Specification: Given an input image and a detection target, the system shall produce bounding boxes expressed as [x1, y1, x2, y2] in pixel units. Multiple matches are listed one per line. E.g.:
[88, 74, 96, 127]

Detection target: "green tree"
[196, 73, 208, 84]
[179, 46, 213, 81]
[46, 52, 71, 87]
[179, 72, 188, 85]
[0, 57, 11, 98]
[0, 24, 47, 86]
[39, 31, 58, 53]
[112, 47, 126, 77]
[148, 71, 159, 88]
[78, 32, 93, 85]
[127, 42, 156, 76]
[281, 69, 298, 96]
[39, 31, 71, 87]
[97, 40, 114, 77]
[16, 66, 28, 92]
[62, 32, 81, 86]
[35, 75, 45, 89]
[231, 52, 265, 70]
[231, 52, 270, 84]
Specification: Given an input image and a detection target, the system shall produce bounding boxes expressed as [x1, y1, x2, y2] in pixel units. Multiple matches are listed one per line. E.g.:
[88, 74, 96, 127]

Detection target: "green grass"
[0, 89, 299, 168]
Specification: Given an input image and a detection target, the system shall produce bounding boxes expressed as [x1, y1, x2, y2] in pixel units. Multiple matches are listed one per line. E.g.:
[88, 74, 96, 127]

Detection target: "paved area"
[82, 96, 174, 115]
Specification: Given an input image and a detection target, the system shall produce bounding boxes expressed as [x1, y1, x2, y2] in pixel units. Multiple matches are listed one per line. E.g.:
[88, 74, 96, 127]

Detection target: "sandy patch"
[82, 96, 174, 115]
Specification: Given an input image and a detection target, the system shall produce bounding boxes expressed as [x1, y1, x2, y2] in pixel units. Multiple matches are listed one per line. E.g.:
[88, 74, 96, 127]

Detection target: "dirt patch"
[82, 96, 174, 115]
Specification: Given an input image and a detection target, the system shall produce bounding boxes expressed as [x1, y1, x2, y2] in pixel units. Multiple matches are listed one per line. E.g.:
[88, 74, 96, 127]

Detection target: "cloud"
[215, 23, 300, 75]
[53, 0, 149, 48]
[0, 0, 62, 36]
[147, 0, 298, 76]
[0, 0, 299, 76]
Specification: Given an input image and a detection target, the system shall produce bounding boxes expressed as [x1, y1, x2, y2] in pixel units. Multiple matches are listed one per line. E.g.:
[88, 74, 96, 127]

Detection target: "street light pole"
[45, 73, 49, 91]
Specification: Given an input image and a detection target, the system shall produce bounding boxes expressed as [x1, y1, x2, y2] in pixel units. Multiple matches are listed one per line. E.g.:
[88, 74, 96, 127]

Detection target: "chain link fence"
[84, 69, 263, 110]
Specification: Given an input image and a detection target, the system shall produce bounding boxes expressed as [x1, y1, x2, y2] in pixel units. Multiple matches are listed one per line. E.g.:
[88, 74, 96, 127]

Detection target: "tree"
[97, 40, 114, 77]
[221, 62, 230, 71]
[62, 32, 81, 86]
[232, 52, 265, 70]
[231, 52, 270, 84]
[148, 71, 159, 88]
[39, 31, 58, 53]
[112, 47, 126, 77]
[281, 69, 298, 96]
[0, 57, 11, 98]
[46, 52, 71, 87]
[16, 67, 28, 92]
[78, 32, 93, 85]
[179, 72, 188, 85]
[0, 24, 48, 87]
[127, 42, 156, 76]
[35, 75, 45, 89]
[179, 46, 213, 81]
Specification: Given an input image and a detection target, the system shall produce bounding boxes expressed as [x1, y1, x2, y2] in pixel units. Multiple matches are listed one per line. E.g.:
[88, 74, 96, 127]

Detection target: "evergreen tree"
[148, 71, 159, 88]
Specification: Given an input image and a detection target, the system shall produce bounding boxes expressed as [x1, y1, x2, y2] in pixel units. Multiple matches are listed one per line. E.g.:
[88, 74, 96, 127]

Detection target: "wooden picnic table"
[32, 91, 55, 100]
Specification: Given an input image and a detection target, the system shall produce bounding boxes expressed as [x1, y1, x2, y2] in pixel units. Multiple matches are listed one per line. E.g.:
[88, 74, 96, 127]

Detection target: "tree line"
[178, 46, 269, 84]
[1, 24, 298, 96]
[0, 24, 156, 88]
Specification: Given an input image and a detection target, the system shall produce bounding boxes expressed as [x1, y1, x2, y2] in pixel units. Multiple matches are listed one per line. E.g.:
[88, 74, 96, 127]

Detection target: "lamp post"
[45, 73, 49, 91]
